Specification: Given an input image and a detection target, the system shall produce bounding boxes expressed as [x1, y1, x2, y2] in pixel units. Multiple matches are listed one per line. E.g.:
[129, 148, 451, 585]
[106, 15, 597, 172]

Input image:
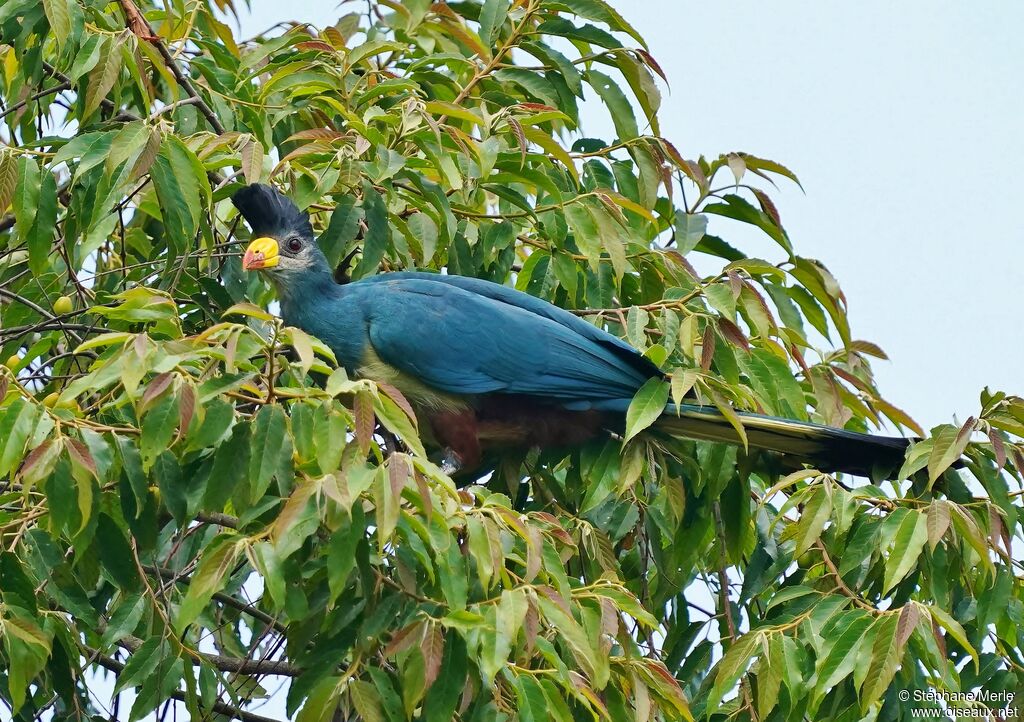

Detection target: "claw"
[440, 449, 462, 476]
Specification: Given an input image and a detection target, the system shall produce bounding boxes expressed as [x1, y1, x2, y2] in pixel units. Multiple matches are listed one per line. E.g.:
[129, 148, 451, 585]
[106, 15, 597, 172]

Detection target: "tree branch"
[0, 81, 72, 122]
[815, 539, 875, 611]
[92, 652, 284, 722]
[711, 502, 737, 642]
[119, 635, 302, 677]
[143, 564, 287, 635]
[0, 286, 83, 346]
[116, 0, 225, 134]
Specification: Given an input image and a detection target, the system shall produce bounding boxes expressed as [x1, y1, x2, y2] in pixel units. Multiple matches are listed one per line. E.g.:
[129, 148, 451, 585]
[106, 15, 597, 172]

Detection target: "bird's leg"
[427, 410, 482, 472]
[440, 449, 462, 476]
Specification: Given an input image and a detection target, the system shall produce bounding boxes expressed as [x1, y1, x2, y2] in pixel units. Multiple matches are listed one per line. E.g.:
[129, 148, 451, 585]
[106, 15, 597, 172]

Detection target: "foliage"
[1, 0, 1023, 720]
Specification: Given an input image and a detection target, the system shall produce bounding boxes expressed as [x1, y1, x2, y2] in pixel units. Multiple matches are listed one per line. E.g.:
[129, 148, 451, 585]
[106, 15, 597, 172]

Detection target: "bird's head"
[232, 183, 329, 282]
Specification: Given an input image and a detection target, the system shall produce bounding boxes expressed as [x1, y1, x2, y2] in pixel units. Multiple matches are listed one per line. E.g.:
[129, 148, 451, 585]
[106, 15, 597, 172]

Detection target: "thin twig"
[91, 652, 283, 722]
[115, 0, 226, 134]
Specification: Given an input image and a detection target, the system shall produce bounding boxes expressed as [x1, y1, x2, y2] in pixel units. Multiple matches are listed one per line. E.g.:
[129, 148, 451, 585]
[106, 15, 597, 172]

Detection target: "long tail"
[654, 403, 911, 477]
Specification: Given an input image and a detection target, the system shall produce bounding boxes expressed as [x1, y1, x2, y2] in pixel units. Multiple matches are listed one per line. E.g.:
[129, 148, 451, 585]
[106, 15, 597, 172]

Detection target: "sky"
[236, 0, 1024, 432]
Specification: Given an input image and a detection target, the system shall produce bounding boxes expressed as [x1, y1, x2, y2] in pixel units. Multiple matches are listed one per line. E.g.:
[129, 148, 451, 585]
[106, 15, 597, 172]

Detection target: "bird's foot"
[440, 449, 463, 476]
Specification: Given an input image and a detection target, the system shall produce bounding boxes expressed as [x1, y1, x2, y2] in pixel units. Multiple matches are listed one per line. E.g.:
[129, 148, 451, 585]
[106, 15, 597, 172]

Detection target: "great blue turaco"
[232, 183, 912, 478]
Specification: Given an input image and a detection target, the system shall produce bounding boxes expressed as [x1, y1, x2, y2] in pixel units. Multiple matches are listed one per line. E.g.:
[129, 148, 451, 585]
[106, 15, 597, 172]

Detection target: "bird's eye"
[286, 238, 302, 253]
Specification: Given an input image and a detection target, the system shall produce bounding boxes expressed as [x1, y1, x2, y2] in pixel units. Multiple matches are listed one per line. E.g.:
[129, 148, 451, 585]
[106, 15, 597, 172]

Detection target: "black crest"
[231, 183, 314, 239]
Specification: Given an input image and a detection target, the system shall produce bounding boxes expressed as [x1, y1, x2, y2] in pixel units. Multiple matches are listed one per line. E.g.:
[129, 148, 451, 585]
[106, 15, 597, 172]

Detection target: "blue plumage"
[233, 183, 913, 477]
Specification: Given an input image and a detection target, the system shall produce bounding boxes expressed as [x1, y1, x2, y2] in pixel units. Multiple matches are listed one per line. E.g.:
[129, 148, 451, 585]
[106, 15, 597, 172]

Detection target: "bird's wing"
[360, 271, 661, 378]
[360, 278, 656, 403]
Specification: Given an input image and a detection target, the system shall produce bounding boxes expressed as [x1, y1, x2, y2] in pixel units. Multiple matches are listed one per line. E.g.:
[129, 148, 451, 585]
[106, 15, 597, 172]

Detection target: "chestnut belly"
[475, 395, 609, 448]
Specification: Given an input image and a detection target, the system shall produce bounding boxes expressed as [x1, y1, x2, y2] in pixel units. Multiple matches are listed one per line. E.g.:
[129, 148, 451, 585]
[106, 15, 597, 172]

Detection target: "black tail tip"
[231, 183, 313, 238]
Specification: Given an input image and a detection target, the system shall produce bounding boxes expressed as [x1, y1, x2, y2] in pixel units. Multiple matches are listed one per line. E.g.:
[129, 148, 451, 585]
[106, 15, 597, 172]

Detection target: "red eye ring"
[286, 238, 302, 253]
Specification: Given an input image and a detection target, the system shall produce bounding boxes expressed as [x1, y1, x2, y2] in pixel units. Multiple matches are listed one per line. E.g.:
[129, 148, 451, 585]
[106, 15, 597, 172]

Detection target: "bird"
[232, 183, 911, 478]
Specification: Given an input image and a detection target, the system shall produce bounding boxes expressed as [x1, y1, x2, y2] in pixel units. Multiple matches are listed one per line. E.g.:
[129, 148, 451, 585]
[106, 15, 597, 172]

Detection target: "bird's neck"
[275, 269, 338, 326]
[274, 271, 366, 372]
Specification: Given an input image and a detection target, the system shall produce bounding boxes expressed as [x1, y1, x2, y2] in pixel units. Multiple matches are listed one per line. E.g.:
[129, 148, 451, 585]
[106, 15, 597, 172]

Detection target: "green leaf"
[481, 589, 528, 683]
[706, 632, 760, 713]
[512, 673, 548, 722]
[248, 404, 288, 500]
[813, 611, 872, 696]
[114, 637, 170, 693]
[624, 377, 669, 442]
[83, 32, 124, 118]
[43, 0, 71, 48]
[240, 135, 264, 184]
[705, 194, 791, 254]
[175, 534, 244, 632]
[478, 0, 508, 47]
[0, 398, 38, 478]
[675, 213, 707, 254]
[297, 676, 341, 722]
[927, 604, 979, 671]
[354, 180, 390, 277]
[860, 614, 903, 710]
[792, 484, 832, 557]
[319, 195, 360, 269]
[927, 422, 971, 488]
[151, 135, 204, 254]
[554, 0, 648, 48]
[13, 155, 40, 238]
[326, 507, 364, 605]
[140, 391, 179, 471]
[586, 69, 638, 140]
[536, 595, 606, 688]
[926, 498, 951, 551]
[882, 509, 927, 594]
[373, 390, 426, 458]
[349, 680, 385, 722]
[95, 513, 140, 589]
[101, 594, 146, 648]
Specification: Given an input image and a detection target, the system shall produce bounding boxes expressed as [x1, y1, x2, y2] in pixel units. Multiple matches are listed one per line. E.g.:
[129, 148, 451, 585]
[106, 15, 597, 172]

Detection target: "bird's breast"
[356, 346, 469, 413]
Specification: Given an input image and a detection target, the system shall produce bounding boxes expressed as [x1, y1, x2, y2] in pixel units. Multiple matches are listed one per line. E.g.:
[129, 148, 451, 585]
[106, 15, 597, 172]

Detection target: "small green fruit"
[57, 398, 81, 415]
[43, 392, 60, 408]
[3, 355, 19, 370]
[53, 295, 73, 315]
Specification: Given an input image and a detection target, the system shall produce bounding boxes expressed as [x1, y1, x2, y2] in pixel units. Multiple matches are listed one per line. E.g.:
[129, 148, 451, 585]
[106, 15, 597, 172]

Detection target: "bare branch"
[92, 652, 284, 722]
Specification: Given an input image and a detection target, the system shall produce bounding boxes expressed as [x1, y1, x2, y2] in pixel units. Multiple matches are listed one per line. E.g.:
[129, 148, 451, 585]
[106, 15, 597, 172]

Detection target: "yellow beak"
[242, 237, 279, 270]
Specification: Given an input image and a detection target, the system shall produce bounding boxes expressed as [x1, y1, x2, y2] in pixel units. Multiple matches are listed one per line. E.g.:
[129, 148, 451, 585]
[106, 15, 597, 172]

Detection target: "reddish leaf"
[140, 372, 174, 412]
[896, 604, 919, 647]
[931, 617, 947, 659]
[296, 40, 335, 52]
[376, 381, 416, 423]
[988, 428, 1007, 469]
[384, 621, 424, 658]
[988, 506, 1010, 557]
[634, 48, 668, 83]
[414, 470, 433, 520]
[516, 102, 558, 112]
[176, 382, 195, 443]
[420, 623, 444, 688]
[19, 439, 57, 480]
[388, 453, 409, 500]
[700, 323, 716, 371]
[354, 391, 375, 455]
[66, 438, 97, 478]
[717, 317, 750, 351]
[752, 188, 781, 228]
